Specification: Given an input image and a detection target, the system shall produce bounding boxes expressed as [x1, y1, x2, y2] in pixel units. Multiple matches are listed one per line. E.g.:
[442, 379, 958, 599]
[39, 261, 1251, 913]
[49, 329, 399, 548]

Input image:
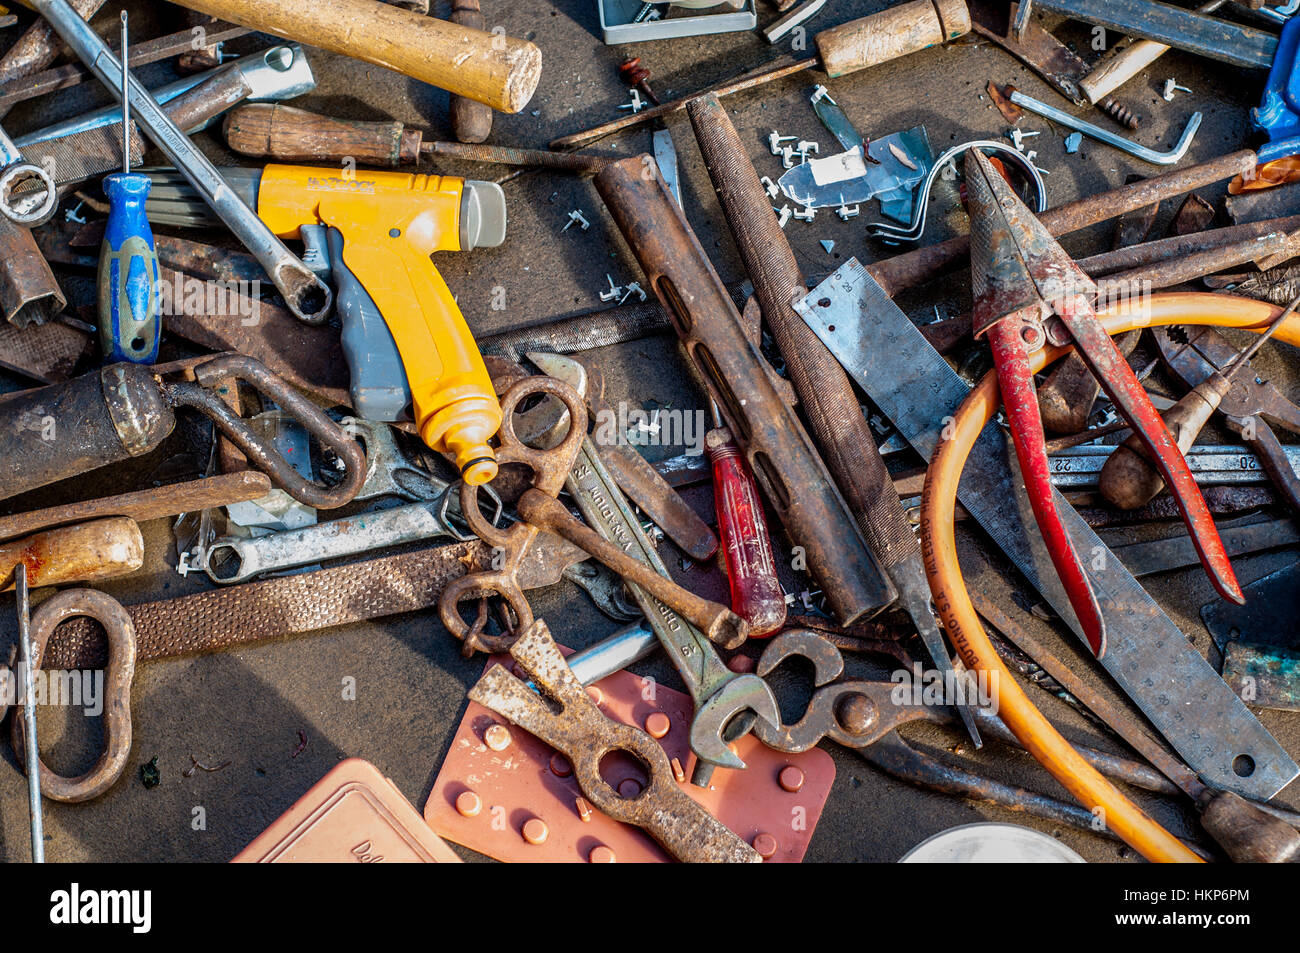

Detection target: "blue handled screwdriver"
[97, 10, 160, 364]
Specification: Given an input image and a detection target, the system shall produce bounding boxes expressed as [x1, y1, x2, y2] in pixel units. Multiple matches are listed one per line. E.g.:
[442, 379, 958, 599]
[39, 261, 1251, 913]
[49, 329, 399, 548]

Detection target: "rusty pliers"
[965, 149, 1243, 657]
[753, 629, 949, 753]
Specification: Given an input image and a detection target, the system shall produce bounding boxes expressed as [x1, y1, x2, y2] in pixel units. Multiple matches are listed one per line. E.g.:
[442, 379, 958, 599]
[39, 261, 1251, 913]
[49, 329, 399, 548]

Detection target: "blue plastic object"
[97, 172, 161, 364]
[1252, 15, 1300, 163]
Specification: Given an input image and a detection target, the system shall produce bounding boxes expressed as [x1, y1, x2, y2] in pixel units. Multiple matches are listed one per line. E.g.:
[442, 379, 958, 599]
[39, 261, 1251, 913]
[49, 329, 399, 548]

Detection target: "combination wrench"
[29, 0, 332, 324]
[533, 355, 778, 772]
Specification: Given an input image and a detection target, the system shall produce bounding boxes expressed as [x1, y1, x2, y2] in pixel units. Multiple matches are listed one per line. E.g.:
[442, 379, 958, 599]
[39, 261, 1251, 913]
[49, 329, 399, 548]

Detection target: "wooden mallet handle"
[165, 0, 541, 113]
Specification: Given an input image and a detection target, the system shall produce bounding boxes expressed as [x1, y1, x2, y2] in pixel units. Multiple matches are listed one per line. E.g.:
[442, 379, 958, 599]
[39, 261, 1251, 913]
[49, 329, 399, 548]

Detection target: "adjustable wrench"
[533, 356, 778, 772]
[29, 0, 332, 324]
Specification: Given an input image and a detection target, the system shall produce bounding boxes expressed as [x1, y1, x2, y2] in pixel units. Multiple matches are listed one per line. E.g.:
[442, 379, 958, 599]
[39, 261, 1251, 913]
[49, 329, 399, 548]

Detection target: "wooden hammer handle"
[163, 0, 541, 113]
[815, 0, 970, 78]
[0, 517, 143, 590]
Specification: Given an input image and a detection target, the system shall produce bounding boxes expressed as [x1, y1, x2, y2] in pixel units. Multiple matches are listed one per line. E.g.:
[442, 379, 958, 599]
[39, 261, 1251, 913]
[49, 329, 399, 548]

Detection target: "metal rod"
[29, 0, 332, 325]
[120, 11, 129, 177]
[16, 563, 44, 863]
[1010, 89, 1201, 165]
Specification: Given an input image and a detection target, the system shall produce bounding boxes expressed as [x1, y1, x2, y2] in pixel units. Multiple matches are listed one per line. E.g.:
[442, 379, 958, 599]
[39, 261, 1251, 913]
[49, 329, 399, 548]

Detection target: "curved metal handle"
[167, 355, 366, 509]
[492, 374, 588, 496]
[438, 570, 534, 656]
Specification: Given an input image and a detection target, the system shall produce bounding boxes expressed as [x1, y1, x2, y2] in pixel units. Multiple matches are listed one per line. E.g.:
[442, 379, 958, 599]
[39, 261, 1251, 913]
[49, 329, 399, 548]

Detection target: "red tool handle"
[707, 427, 787, 638]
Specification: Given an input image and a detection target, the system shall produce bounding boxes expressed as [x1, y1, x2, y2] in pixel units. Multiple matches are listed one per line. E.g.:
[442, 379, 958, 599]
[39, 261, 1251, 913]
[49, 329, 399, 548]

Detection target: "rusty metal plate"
[426, 643, 835, 863]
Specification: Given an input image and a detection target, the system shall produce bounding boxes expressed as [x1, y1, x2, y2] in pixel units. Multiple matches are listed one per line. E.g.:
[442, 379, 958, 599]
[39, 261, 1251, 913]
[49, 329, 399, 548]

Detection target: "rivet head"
[836, 692, 878, 735]
[549, 753, 572, 777]
[644, 712, 671, 739]
[455, 790, 482, 817]
[484, 724, 512, 751]
[753, 832, 778, 859]
[589, 845, 617, 863]
[778, 765, 805, 793]
[522, 818, 549, 845]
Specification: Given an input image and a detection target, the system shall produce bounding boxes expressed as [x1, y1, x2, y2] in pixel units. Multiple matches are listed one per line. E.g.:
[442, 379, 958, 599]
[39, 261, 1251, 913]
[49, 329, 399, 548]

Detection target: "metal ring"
[10, 589, 137, 803]
[866, 140, 1048, 245]
[0, 162, 57, 226]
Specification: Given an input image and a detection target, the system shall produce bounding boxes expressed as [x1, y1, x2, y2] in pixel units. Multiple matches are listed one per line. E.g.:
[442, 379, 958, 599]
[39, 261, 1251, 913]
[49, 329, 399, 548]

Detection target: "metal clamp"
[165, 355, 366, 509]
[9, 590, 137, 803]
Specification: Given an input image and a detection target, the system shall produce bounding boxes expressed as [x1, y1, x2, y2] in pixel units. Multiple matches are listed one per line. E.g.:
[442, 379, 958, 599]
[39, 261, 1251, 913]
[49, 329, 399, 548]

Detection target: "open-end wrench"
[343, 417, 450, 503]
[530, 358, 778, 771]
[29, 0, 332, 324]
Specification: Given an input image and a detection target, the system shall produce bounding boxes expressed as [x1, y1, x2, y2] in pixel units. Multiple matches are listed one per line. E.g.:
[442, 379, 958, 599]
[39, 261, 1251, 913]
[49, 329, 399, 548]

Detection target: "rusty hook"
[164, 355, 366, 509]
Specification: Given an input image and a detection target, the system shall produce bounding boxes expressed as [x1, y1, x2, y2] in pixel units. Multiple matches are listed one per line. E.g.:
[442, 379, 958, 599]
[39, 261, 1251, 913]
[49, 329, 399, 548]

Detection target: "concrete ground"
[0, 0, 1297, 862]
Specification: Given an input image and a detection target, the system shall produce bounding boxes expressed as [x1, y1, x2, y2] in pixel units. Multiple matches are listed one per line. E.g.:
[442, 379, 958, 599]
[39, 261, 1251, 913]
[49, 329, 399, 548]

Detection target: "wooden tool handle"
[815, 0, 970, 78]
[0, 517, 143, 589]
[448, 0, 494, 143]
[223, 103, 422, 166]
[167, 0, 541, 113]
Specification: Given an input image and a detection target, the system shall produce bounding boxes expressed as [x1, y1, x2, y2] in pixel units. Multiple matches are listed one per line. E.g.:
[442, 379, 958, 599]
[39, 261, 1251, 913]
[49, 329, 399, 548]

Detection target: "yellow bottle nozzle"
[422, 391, 502, 487]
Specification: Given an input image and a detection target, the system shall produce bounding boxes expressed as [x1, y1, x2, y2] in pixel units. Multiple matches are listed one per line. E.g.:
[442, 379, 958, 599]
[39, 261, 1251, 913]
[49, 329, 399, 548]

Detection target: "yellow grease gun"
[147, 165, 506, 485]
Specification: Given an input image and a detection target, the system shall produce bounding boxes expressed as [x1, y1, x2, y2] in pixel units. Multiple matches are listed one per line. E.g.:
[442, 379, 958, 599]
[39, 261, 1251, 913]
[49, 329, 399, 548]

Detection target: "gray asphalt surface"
[0, 0, 1296, 863]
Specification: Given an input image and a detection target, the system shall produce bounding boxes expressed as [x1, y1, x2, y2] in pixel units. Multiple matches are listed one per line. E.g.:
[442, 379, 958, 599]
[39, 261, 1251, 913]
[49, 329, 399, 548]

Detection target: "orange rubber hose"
[921, 292, 1300, 864]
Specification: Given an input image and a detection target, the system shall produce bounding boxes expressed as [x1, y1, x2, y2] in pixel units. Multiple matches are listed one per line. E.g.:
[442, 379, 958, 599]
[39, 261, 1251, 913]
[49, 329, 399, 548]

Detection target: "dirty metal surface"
[466, 620, 762, 861]
[0, 0, 1295, 863]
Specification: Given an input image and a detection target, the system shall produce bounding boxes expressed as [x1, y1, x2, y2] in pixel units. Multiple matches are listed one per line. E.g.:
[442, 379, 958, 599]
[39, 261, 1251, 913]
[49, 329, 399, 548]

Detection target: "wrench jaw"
[688, 676, 781, 772]
[757, 629, 844, 684]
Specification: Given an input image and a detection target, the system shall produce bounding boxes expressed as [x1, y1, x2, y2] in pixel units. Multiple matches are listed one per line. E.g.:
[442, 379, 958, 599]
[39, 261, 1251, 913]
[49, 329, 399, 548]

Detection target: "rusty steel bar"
[594, 155, 896, 624]
[1102, 232, 1294, 290]
[426, 140, 616, 174]
[0, 22, 250, 112]
[859, 731, 1212, 859]
[550, 54, 813, 150]
[869, 150, 1259, 297]
[0, 472, 271, 543]
[0, 214, 65, 328]
[1078, 215, 1300, 277]
[0, 0, 106, 120]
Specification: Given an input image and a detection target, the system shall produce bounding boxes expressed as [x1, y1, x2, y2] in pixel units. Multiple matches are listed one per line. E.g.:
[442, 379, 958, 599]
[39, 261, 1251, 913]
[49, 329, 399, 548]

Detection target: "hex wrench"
[28, 0, 332, 324]
[1009, 89, 1202, 166]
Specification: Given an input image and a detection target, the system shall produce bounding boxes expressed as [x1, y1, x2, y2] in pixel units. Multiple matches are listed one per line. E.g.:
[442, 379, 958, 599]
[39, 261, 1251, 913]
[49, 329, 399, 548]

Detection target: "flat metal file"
[792, 258, 1299, 800]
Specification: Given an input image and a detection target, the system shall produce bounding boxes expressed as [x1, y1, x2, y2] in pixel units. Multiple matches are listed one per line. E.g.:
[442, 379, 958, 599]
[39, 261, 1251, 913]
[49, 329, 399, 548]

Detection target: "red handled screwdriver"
[706, 401, 787, 637]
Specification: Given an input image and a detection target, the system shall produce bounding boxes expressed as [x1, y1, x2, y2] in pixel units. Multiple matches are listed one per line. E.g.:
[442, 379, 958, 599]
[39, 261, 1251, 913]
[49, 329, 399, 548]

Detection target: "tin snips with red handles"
[964, 148, 1243, 657]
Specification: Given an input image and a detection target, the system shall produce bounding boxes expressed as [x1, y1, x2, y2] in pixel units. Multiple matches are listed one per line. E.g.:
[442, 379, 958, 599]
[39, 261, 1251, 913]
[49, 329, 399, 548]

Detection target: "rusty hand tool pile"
[1, 0, 1300, 868]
